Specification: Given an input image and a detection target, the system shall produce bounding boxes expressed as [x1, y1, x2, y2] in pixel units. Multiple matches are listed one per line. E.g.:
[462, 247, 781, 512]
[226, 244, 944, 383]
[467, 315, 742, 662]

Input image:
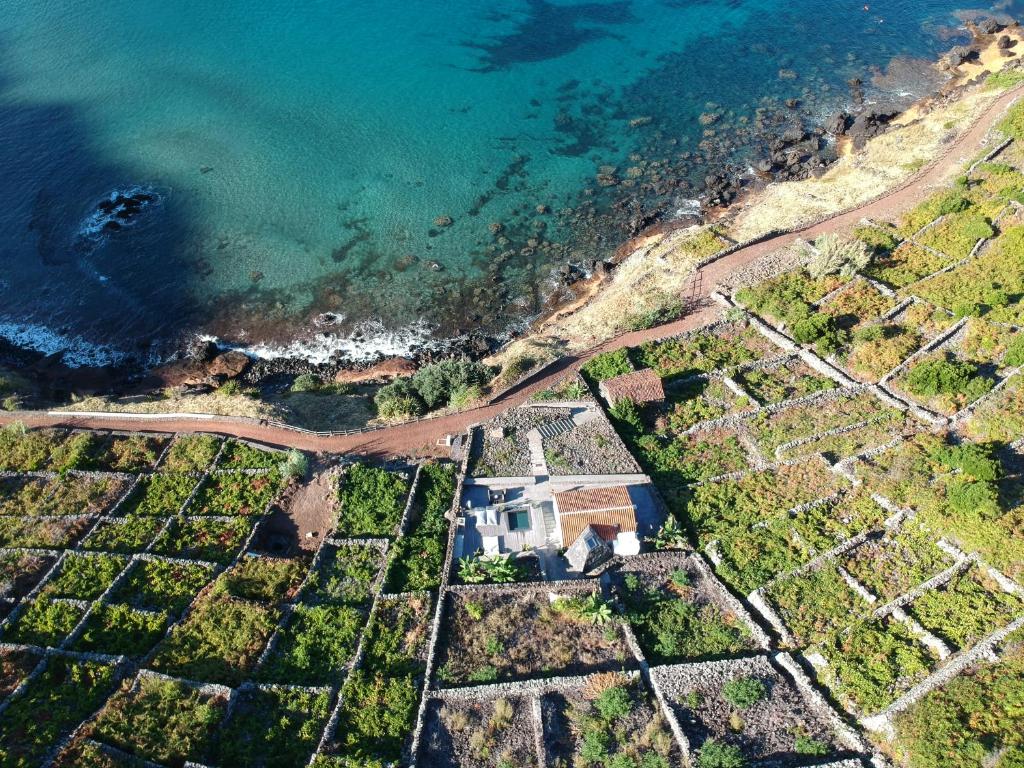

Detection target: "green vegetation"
[82, 516, 165, 553]
[216, 686, 332, 768]
[332, 671, 419, 764]
[150, 594, 279, 686]
[260, 604, 364, 685]
[42, 553, 126, 600]
[815, 617, 934, 714]
[580, 349, 633, 384]
[219, 439, 280, 469]
[721, 677, 767, 709]
[895, 644, 1024, 768]
[632, 324, 773, 377]
[766, 564, 866, 646]
[4, 599, 86, 647]
[161, 434, 221, 472]
[112, 559, 215, 613]
[374, 358, 490, 419]
[337, 463, 409, 536]
[151, 515, 254, 564]
[190, 471, 281, 516]
[123, 474, 198, 516]
[620, 572, 751, 663]
[217, 555, 306, 603]
[91, 675, 226, 766]
[0, 425, 63, 472]
[907, 569, 1022, 650]
[385, 461, 456, 592]
[697, 739, 745, 768]
[0, 658, 117, 766]
[457, 552, 526, 584]
[306, 543, 384, 604]
[998, 100, 1024, 141]
[73, 603, 168, 657]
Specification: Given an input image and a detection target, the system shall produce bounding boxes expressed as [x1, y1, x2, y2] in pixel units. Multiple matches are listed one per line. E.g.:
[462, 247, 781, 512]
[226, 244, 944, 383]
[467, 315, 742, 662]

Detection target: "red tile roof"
[601, 369, 665, 405]
[554, 486, 637, 545]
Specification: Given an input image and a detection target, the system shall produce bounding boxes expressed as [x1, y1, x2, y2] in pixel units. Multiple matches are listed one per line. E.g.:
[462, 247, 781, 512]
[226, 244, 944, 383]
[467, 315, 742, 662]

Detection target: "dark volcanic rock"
[849, 107, 900, 148]
[824, 111, 850, 136]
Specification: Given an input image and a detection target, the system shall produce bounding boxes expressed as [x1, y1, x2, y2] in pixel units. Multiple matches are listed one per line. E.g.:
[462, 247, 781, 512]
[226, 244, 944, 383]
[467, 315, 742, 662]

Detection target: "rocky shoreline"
[4, 16, 1020, 406]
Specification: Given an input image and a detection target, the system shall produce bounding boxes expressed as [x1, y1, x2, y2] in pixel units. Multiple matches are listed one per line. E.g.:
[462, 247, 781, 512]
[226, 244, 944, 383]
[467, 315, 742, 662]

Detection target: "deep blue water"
[0, 0, 1017, 367]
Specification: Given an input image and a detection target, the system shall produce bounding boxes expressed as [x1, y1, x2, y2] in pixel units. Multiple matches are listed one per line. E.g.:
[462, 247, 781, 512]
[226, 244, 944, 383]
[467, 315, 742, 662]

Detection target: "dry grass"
[57, 391, 278, 420]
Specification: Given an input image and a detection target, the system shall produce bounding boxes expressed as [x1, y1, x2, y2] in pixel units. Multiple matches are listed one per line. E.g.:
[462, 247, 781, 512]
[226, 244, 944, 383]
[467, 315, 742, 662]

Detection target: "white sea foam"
[0, 320, 129, 368]
[199, 318, 445, 365]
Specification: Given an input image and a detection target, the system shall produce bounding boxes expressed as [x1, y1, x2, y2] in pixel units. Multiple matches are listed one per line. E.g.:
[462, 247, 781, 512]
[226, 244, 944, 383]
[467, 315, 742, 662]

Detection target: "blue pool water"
[0, 1, 1015, 367]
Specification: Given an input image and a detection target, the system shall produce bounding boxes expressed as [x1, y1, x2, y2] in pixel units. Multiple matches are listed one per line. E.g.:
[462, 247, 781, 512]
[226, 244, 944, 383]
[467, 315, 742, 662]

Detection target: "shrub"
[581, 349, 633, 384]
[853, 225, 900, 255]
[279, 449, 308, 479]
[805, 235, 871, 278]
[721, 677, 767, 709]
[162, 435, 221, 472]
[697, 739, 745, 768]
[905, 357, 992, 398]
[373, 378, 424, 421]
[594, 686, 632, 722]
[1005, 335, 1024, 368]
[500, 355, 536, 385]
[457, 553, 523, 584]
[411, 358, 490, 410]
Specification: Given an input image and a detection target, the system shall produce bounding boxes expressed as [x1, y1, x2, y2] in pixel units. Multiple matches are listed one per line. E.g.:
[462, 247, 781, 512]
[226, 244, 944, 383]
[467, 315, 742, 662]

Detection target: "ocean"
[0, 0, 1017, 368]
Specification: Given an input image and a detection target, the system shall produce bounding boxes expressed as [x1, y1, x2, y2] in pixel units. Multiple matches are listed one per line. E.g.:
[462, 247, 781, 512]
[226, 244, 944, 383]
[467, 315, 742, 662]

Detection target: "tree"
[412, 359, 489, 410]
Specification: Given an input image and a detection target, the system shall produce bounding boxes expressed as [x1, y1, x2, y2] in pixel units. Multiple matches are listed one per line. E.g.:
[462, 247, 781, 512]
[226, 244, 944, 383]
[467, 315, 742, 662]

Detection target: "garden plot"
[713, 492, 890, 596]
[435, 588, 635, 686]
[776, 415, 920, 464]
[217, 438, 281, 470]
[304, 540, 387, 605]
[630, 321, 780, 379]
[85, 672, 229, 766]
[188, 471, 283, 516]
[0, 476, 50, 516]
[540, 412, 642, 476]
[384, 461, 457, 593]
[864, 241, 961, 290]
[817, 277, 899, 331]
[911, 225, 1024, 324]
[886, 320, 1021, 417]
[838, 522, 954, 603]
[420, 694, 538, 768]
[811, 615, 939, 716]
[733, 357, 837, 406]
[0, 551, 57, 600]
[111, 557, 217, 614]
[652, 655, 851, 765]
[905, 566, 1023, 653]
[336, 461, 412, 536]
[540, 673, 678, 767]
[2, 598, 87, 647]
[684, 458, 845, 549]
[40, 552, 126, 600]
[856, 432, 1024, 580]
[0, 515, 93, 549]
[630, 425, 752, 487]
[837, 300, 955, 383]
[150, 590, 281, 686]
[0, 656, 120, 766]
[215, 684, 333, 767]
[735, 270, 852, 332]
[613, 553, 758, 663]
[959, 372, 1024, 442]
[150, 515, 256, 564]
[317, 593, 434, 765]
[121, 473, 200, 517]
[80, 515, 167, 553]
[653, 375, 756, 434]
[764, 561, 872, 647]
[0, 474, 129, 518]
[159, 433, 222, 472]
[744, 390, 901, 459]
[0, 646, 41, 698]
[893, 636, 1024, 767]
[49, 431, 169, 473]
[468, 407, 572, 478]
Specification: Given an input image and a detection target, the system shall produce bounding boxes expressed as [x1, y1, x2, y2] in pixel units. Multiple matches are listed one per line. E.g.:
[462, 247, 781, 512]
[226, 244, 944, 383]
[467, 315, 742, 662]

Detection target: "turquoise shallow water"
[0, 0, 1017, 367]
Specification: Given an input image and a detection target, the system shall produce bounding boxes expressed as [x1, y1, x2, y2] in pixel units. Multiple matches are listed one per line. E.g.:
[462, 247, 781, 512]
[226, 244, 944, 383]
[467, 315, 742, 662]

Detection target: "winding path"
[3, 85, 1022, 457]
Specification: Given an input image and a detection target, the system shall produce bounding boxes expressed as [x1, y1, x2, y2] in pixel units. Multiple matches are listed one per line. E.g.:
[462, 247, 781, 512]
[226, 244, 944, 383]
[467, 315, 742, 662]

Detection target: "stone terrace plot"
[540, 673, 680, 767]
[434, 586, 635, 686]
[612, 552, 762, 664]
[629, 320, 781, 381]
[652, 654, 857, 766]
[421, 694, 538, 768]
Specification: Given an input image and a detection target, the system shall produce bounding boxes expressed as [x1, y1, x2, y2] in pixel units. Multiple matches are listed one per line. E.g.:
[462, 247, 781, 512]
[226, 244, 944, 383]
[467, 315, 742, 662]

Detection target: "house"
[599, 368, 665, 408]
[553, 485, 640, 570]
